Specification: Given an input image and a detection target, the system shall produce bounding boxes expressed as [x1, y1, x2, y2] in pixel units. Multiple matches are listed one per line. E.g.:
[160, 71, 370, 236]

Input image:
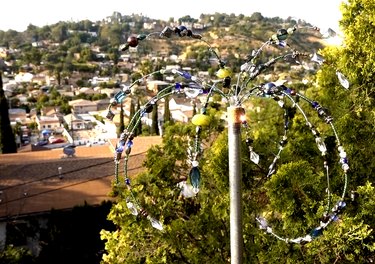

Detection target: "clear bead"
[315, 137, 327, 154]
[126, 201, 138, 216]
[250, 151, 260, 164]
[336, 71, 350, 89]
[342, 163, 349, 172]
[147, 216, 163, 231]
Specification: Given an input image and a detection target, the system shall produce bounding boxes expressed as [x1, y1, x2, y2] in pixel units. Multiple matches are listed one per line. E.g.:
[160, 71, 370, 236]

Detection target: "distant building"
[8, 108, 27, 123]
[147, 80, 170, 93]
[35, 115, 62, 131]
[68, 99, 98, 114]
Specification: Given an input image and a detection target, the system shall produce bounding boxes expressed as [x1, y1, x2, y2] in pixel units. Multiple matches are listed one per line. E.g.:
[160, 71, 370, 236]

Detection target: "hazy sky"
[1, 0, 346, 32]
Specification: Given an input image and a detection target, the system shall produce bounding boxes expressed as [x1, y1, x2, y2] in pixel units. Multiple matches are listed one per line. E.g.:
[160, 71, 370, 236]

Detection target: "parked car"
[50, 138, 65, 144]
[34, 140, 48, 146]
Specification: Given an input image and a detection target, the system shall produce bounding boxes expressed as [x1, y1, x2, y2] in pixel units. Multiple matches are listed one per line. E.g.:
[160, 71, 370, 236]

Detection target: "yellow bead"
[216, 67, 232, 79]
[192, 114, 210, 126]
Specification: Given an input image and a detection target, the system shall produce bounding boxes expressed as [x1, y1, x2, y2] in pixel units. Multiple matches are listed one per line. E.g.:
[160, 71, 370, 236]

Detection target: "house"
[146, 80, 170, 93]
[68, 99, 98, 114]
[96, 98, 111, 111]
[14, 72, 33, 83]
[99, 88, 121, 98]
[76, 87, 99, 96]
[169, 96, 195, 123]
[8, 108, 27, 123]
[63, 113, 86, 130]
[35, 115, 62, 131]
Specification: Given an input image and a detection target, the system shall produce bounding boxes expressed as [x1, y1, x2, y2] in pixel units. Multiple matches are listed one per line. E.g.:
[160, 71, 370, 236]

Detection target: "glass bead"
[341, 163, 349, 172]
[276, 29, 288, 41]
[127, 36, 138, 47]
[126, 201, 138, 216]
[106, 109, 115, 121]
[144, 104, 154, 113]
[114, 91, 126, 103]
[310, 227, 323, 238]
[178, 181, 198, 198]
[310, 52, 325, 65]
[287, 27, 295, 35]
[125, 147, 131, 155]
[336, 71, 350, 89]
[311, 101, 319, 108]
[137, 34, 147, 41]
[192, 114, 210, 126]
[147, 216, 163, 231]
[116, 145, 124, 153]
[189, 166, 201, 189]
[126, 140, 133, 148]
[125, 178, 131, 185]
[250, 151, 260, 164]
[257, 217, 268, 229]
[184, 88, 200, 99]
[175, 83, 182, 91]
[315, 137, 327, 154]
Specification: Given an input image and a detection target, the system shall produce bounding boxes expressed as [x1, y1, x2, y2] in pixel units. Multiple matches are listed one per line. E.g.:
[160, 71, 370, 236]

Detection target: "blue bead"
[175, 83, 182, 90]
[114, 91, 127, 103]
[116, 145, 124, 153]
[310, 227, 323, 238]
[125, 178, 131, 185]
[178, 25, 187, 32]
[177, 71, 191, 79]
[126, 140, 133, 148]
[311, 101, 319, 108]
[338, 201, 346, 209]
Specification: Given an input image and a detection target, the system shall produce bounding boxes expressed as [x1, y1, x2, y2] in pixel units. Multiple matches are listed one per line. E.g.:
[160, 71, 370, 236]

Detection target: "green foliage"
[0, 245, 35, 264]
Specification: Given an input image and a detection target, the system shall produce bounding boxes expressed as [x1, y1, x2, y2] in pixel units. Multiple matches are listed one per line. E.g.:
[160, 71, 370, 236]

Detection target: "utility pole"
[228, 106, 244, 264]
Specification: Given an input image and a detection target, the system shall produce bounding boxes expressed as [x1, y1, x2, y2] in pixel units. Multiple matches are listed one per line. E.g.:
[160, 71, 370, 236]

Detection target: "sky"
[1, 0, 346, 33]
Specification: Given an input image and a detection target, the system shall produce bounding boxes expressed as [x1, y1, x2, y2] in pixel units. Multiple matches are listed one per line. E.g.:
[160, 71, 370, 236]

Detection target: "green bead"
[189, 167, 201, 189]
[137, 34, 147, 41]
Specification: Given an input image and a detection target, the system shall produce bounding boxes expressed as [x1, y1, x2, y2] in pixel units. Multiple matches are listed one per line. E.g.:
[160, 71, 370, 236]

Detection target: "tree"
[135, 99, 142, 136]
[150, 103, 159, 136]
[117, 103, 125, 138]
[163, 96, 172, 125]
[0, 70, 17, 153]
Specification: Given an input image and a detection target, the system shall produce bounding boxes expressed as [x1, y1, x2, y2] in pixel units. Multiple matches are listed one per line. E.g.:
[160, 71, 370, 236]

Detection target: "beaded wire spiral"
[106, 24, 350, 241]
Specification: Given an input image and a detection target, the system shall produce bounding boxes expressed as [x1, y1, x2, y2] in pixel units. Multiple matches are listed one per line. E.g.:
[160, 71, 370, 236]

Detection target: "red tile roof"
[0, 136, 162, 219]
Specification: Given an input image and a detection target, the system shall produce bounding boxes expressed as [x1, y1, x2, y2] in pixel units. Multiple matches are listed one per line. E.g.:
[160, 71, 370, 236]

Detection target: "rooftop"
[0, 136, 162, 219]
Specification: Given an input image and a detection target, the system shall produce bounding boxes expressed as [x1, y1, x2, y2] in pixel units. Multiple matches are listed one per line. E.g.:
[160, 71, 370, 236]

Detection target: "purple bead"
[116, 145, 124, 153]
[126, 140, 133, 148]
[178, 25, 187, 31]
[175, 83, 182, 91]
[125, 178, 131, 185]
[311, 101, 319, 108]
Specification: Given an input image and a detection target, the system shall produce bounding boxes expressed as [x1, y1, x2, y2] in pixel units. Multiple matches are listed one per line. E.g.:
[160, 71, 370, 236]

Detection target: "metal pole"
[228, 106, 244, 264]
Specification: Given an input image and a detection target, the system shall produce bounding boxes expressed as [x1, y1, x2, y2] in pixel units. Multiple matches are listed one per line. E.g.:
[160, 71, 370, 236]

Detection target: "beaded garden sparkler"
[107, 24, 350, 241]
